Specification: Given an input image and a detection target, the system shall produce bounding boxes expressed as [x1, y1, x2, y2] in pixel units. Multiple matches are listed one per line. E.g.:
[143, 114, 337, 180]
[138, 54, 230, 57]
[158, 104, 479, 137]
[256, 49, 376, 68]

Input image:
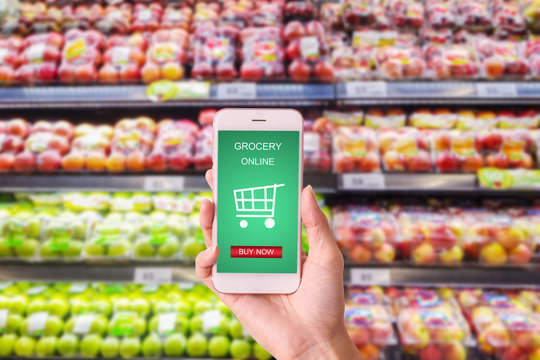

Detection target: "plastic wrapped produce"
[364, 108, 406, 129]
[39, 215, 89, 261]
[424, 43, 479, 79]
[161, 5, 192, 30]
[132, 3, 163, 32]
[239, 26, 285, 81]
[303, 120, 332, 172]
[331, 45, 372, 81]
[193, 125, 213, 170]
[30, 3, 62, 33]
[93, 4, 132, 35]
[421, 27, 453, 45]
[191, 25, 238, 81]
[15, 32, 63, 84]
[410, 108, 457, 129]
[481, 129, 535, 169]
[426, 0, 457, 29]
[375, 46, 425, 79]
[333, 206, 399, 264]
[497, 109, 540, 129]
[474, 38, 529, 79]
[133, 219, 182, 260]
[0, 212, 41, 261]
[388, 0, 425, 30]
[61, 4, 93, 31]
[100, 34, 146, 84]
[432, 130, 484, 173]
[140, 29, 188, 83]
[61, 124, 113, 173]
[455, 109, 498, 130]
[379, 128, 433, 173]
[284, 0, 317, 21]
[82, 221, 135, 261]
[192, 2, 219, 30]
[58, 29, 104, 84]
[493, 0, 526, 39]
[342, 0, 375, 29]
[219, 0, 252, 29]
[0, 35, 23, 85]
[333, 126, 380, 173]
[456, 0, 493, 32]
[249, 2, 283, 27]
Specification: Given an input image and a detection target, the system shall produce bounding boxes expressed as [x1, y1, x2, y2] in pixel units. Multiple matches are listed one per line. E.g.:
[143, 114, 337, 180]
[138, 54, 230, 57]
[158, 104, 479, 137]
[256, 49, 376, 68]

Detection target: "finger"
[199, 199, 214, 248]
[301, 185, 339, 261]
[205, 169, 214, 191]
[195, 245, 218, 285]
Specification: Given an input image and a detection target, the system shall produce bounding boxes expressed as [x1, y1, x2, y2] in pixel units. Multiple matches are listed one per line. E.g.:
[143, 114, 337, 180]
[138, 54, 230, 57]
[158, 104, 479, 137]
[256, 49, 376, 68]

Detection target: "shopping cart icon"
[233, 183, 285, 229]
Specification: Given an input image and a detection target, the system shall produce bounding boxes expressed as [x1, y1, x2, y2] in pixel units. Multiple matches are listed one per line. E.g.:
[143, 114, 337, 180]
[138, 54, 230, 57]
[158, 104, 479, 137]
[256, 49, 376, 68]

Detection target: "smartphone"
[212, 108, 303, 294]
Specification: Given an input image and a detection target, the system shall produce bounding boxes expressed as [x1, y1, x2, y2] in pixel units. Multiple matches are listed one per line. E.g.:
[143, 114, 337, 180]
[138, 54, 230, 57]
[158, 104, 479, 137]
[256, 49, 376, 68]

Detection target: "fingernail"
[307, 185, 317, 202]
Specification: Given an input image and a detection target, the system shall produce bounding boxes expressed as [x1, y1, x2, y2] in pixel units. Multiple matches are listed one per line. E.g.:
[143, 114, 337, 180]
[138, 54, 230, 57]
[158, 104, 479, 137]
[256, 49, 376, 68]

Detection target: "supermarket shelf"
[1, 173, 538, 194]
[345, 263, 540, 288]
[0, 262, 199, 284]
[2, 82, 540, 108]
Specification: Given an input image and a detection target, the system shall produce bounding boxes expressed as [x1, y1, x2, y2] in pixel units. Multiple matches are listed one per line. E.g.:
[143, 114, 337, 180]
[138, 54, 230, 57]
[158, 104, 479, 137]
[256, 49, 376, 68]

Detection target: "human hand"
[196, 170, 361, 360]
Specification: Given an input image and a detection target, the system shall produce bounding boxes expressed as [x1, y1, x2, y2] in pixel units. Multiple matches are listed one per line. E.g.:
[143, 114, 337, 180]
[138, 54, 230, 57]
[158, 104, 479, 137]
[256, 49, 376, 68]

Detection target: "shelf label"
[478, 168, 540, 189]
[341, 174, 385, 190]
[147, 81, 210, 102]
[476, 83, 517, 98]
[216, 83, 256, 99]
[144, 176, 185, 192]
[345, 81, 387, 98]
[350, 269, 390, 285]
[134, 267, 173, 284]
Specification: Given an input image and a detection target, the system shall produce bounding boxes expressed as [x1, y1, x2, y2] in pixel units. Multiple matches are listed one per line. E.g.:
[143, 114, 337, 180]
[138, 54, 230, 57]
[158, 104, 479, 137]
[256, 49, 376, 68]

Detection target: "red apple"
[461, 154, 484, 173]
[483, 56, 505, 78]
[313, 61, 334, 83]
[1, 135, 24, 153]
[436, 152, 459, 172]
[8, 119, 30, 138]
[0, 153, 15, 172]
[347, 327, 369, 347]
[216, 62, 237, 81]
[53, 120, 74, 140]
[75, 64, 97, 82]
[119, 64, 140, 82]
[406, 151, 432, 172]
[289, 59, 311, 83]
[419, 344, 443, 360]
[37, 150, 62, 173]
[283, 21, 305, 43]
[240, 62, 264, 81]
[14, 151, 36, 173]
[485, 153, 509, 169]
[146, 151, 167, 172]
[508, 244, 532, 265]
[349, 243, 372, 263]
[99, 64, 119, 84]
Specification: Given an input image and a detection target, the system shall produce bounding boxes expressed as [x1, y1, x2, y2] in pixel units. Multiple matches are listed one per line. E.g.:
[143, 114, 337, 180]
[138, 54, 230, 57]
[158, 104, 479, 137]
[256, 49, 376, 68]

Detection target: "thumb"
[301, 185, 339, 261]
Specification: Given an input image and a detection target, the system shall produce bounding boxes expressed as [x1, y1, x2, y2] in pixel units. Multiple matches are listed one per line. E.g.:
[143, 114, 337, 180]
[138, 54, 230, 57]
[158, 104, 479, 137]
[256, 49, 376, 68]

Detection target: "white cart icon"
[233, 183, 285, 229]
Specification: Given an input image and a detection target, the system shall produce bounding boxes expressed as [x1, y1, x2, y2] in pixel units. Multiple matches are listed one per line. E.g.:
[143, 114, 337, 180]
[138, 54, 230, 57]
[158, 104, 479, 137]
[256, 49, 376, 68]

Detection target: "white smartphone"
[212, 108, 304, 294]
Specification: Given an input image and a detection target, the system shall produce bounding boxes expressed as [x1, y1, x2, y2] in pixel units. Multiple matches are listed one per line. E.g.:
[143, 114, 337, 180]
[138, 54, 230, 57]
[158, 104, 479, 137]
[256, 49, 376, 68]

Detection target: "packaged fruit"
[493, 0, 526, 39]
[425, 0, 457, 29]
[433, 130, 484, 173]
[63, 124, 112, 173]
[473, 306, 540, 359]
[342, 0, 376, 29]
[525, 39, 540, 78]
[421, 27, 453, 45]
[465, 214, 535, 265]
[375, 46, 425, 79]
[379, 128, 433, 173]
[303, 120, 332, 172]
[61, 4, 93, 32]
[191, 25, 238, 81]
[141, 29, 188, 83]
[0, 35, 23, 85]
[58, 29, 104, 84]
[199, 108, 217, 125]
[345, 303, 394, 357]
[524, 0, 540, 34]
[455, 109, 498, 130]
[424, 44, 479, 79]
[388, 0, 425, 30]
[0, 213, 41, 261]
[321, 2, 343, 30]
[331, 45, 372, 81]
[474, 38, 529, 79]
[83, 222, 135, 261]
[410, 108, 457, 129]
[192, 2, 220, 30]
[161, 5, 193, 30]
[497, 109, 540, 129]
[193, 125, 213, 170]
[239, 26, 285, 81]
[364, 108, 406, 129]
[93, 4, 132, 35]
[396, 289, 472, 360]
[100, 35, 146, 84]
[333, 206, 399, 264]
[219, 1, 252, 29]
[332, 126, 380, 173]
[40, 215, 89, 261]
[132, 3, 163, 32]
[249, 2, 283, 27]
[284, 1, 317, 21]
[15, 32, 64, 84]
[152, 192, 197, 214]
[481, 129, 535, 169]
[30, 4, 62, 33]
[15, 131, 71, 174]
[323, 110, 363, 126]
[133, 221, 181, 260]
[63, 192, 111, 212]
[456, 0, 493, 32]
[146, 119, 198, 172]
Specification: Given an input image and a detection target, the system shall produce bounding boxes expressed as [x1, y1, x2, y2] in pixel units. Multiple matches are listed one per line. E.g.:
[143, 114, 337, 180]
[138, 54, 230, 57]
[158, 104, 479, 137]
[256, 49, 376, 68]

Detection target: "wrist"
[294, 327, 361, 360]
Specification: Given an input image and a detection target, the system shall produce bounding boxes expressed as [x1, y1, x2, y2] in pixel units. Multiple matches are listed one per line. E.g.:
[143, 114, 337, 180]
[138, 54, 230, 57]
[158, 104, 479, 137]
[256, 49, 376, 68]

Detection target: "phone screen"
[216, 130, 300, 274]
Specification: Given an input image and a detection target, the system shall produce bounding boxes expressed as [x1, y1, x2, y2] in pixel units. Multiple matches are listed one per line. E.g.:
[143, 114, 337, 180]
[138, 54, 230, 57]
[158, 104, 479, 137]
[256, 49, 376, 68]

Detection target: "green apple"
[64, 318, 75, 333]
[133, 240, 156, 259]
[209, 335, 231, 358]
[80, 334, 102, 358]
[40, 240, 58, 258]
[173, 300, 192, 317]
[132, 317, 146, 337]
[14, 336, 35, 356]
[153, 300, 173, 314]
[27, 298, 47, 314]
[217, 302, 232, 316]
[15, 239, 38, 258]
[27, 218, 41, 239]
[57, 333, 78, 356]
[36, 336, 56, 357]
[119, 337, 140, 359]
[84, 241, 105, 257]
[158, 238, 180, 259]
[6, 313, 22, 334]
[193, 300, 212, 314]
[163, 333, 186, 357]
[181, 238, 205, 259]
[113, 298, 131, 312]
[107, 239, 130, 258]
[253, 342, 272, 360]
[92, 297, 112, 317]
[44, 315, 64, 336]
[186, 333, 208, 357]
[70, 298, 90, 315]
[0, 240, 13, 257]
[63, 240, 83, 258]
[230, 339, 252, 359]
[47, 296, 69, 318]
[131, 298, 150, 317]
[9, 295, 28, 315]
[100, 336, 119, 358]
[0, 333, 17, 356]
[228, 318, 244, 339]
[175, 315, 190, 335]
[72, 219, 87, 239]
[149, 211, 168, 222]
[142, 333, 162, 358]
[90, 315, 109, 336]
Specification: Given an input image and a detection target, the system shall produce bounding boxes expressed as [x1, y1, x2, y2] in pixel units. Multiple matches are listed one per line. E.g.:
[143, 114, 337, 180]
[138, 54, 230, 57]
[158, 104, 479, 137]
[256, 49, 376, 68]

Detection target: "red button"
[231, 246, 282, 258]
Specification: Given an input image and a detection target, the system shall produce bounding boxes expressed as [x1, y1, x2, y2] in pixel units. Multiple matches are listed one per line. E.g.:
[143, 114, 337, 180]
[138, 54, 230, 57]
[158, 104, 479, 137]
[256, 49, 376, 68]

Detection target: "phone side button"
[230, 246, 282, 258]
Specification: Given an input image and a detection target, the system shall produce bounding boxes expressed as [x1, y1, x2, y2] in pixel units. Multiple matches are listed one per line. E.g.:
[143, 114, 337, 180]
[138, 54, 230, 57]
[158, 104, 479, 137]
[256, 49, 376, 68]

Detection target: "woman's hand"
[196, 170, 361, 360]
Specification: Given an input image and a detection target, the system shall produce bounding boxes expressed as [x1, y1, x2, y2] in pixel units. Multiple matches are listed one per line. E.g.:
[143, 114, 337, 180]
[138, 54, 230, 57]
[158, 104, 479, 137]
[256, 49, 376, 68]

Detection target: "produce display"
[0, 0, 539, 83]
[0, 191, 208, 262]
[0, 281, 273, 359]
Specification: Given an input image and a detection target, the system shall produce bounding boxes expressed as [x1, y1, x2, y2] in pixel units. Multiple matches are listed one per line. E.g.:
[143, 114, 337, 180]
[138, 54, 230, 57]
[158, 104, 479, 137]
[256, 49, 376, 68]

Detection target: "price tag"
[144, 176, 185, 192]
[350, 269, 390, 285]
[216, 83, 257, 99]
[134, 267, 173, 284]
[0, 309, 8, 331]
[341, 174, 385, 190]
[73, 314, 94, 335]
[202, 310, 224, 334]
[476, 83, 517, 98]
[68, 283, 88, 294]
[26, 285, 47, 295]
[345, 81, 387, 98]
[27, 312, 48, 336]
[158, 313, 177, 335]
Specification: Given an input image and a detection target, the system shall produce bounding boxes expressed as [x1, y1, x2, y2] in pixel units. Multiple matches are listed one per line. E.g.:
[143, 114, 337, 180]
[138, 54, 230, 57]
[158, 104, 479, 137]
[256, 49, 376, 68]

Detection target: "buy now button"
[231, 246, 282, 258]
